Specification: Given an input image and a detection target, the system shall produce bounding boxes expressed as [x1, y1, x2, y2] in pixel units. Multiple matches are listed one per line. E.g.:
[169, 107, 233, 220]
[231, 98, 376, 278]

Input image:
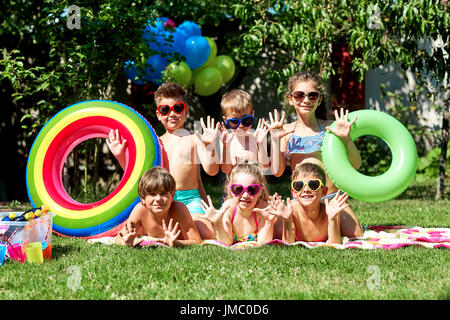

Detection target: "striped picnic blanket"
[88, 226, 450, 250]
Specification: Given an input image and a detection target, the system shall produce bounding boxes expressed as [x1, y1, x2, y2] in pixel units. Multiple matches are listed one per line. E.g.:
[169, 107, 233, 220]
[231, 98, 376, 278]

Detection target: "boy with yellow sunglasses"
[264, 162, 363, 244]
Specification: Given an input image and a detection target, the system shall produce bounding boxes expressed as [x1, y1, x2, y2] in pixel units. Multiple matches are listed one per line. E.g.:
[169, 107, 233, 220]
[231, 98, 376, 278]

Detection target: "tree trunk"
[435, 110, 449, 200]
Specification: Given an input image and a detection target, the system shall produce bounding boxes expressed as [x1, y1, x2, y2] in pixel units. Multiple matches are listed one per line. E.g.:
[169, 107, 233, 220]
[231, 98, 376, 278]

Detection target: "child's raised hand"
[252, 118, 269, 145]
[200, 196, 231, 224]
[106, 129, 127, 157]
[268, 194, 293, 220]
[252, 206, 276, 222]
[325, 108, 357, 139]
[195, 116, 220, 146]
[161, 218, 181, 247]
[218, 122, 234, 146]
[121, 220, 143, 246]
[324, 190, 350, 222]
[264, 109, 294, 139]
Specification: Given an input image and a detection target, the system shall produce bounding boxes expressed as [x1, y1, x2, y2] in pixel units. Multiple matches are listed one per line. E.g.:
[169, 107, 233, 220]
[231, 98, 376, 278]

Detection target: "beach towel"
[87, 226, 450, 249]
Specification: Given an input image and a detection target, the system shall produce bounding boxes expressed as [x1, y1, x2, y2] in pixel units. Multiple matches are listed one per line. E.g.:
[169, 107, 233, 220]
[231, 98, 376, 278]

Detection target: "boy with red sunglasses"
[264, 162, 363, 244]
[107, 82, 219, 239]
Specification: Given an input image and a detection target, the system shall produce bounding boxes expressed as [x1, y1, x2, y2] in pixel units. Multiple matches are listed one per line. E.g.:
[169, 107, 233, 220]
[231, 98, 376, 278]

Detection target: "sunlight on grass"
[0, 180, 448, 300]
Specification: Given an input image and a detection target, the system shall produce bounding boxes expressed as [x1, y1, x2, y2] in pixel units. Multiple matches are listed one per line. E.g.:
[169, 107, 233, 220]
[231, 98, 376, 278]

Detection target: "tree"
[0, 0, 158, 200]
[0, 0, 447, 200]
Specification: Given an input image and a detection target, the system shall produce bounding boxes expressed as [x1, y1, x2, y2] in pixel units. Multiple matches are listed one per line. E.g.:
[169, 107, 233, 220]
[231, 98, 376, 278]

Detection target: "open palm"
[200, 196, 231, 224]
[106, 129, 127, 157]
[268, 193, 293, 220]
[324, 190, 349, 222]
[195, 116, 220, 146]
[264, 109, 294, 139]
[161, 218, 181, 247]
[326, 108, 357, 138]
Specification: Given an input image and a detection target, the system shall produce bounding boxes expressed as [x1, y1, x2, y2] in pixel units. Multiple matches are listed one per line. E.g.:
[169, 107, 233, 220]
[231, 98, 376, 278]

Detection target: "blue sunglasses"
[225, 114, 254, 129]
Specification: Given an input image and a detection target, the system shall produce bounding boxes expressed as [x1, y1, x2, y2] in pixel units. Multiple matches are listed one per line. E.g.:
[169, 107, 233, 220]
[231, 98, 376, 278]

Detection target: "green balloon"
[202, 37, 218, 68]
[213, 55, 235, 83]
[194, 67, 223, 96]
[167, 61, 192, 88]
[187, 66, 203, 88]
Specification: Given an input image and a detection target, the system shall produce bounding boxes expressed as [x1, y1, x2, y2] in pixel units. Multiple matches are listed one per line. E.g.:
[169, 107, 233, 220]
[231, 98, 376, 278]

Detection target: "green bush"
[415, 145, 450, 182]
[355, 135, 392, 176]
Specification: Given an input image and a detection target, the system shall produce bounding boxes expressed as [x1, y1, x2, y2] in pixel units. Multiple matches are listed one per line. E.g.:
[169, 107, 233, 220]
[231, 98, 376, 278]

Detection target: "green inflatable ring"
[322, 109, 418, 202]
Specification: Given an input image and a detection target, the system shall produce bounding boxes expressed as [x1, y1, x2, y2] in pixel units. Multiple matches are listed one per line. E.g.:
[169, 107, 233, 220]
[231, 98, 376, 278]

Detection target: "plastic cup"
[25, 242, 44, 264]
[7, 243, 26, 263]
[0, 245, 6, 266]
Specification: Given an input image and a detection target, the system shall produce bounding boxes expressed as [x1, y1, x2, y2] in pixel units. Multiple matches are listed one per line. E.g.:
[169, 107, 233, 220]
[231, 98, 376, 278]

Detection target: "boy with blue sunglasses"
[219, 89, 295, 176]
[219, 89, 271, 174]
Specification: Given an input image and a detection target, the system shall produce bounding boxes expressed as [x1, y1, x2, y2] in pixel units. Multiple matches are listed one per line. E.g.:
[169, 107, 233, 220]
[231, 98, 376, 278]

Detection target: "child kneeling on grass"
[267, 162, 363, 244]
[115, 167, 202, 247]
[199, 163, 277, 246]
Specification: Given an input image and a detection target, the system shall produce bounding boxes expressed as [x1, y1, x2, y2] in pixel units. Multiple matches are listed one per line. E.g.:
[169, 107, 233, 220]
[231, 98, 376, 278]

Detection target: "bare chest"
[161, 135, 195, 164]
[294, 213, 329, 242]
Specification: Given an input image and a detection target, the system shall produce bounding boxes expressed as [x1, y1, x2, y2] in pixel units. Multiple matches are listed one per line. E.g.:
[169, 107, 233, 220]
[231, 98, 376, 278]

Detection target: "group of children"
[111, 71, 364, 247]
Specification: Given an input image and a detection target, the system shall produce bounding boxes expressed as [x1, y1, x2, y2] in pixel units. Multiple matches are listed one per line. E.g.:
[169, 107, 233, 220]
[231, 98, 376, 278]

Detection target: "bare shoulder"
[128, 202, 147, 222]
[281, 121, 296, 143]
[283, 121, 296, 131]
[222, 201, 235, 221]
[170, 200, 192, 220]
[290, 199, 301, 220]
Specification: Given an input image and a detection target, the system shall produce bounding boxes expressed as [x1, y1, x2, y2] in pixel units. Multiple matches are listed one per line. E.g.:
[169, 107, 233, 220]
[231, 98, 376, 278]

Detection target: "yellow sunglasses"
[291, 179, 324, 192]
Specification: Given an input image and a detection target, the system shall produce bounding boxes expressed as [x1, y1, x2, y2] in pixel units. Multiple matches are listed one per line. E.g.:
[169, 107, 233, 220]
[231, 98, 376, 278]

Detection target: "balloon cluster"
[124, 17, 235, 96]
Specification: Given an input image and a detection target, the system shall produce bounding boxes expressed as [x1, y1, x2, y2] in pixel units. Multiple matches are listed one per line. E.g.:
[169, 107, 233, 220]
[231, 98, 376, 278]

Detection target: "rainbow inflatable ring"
[26, 100, 162, 238]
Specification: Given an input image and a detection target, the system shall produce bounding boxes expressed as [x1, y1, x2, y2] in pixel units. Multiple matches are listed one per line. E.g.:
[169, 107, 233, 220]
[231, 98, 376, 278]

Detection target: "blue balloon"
[177, 21, 201, 37]
[124, 60, 147, 84]
[184, 36, 210, 69]
[144, 54, 169, 84]
[142, 17, 174, 54]
[172, 28, 189, 57]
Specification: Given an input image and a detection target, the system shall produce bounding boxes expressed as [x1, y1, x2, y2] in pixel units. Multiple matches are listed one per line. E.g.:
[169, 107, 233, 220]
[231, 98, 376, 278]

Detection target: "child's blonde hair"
[285, 71, 328, 120]
[154, 82, 186, 105]
[220, 89, 253, 116]
[292, 162, 326, 186]
[138, 166, 176, 200]
[224, 162, 269, 201]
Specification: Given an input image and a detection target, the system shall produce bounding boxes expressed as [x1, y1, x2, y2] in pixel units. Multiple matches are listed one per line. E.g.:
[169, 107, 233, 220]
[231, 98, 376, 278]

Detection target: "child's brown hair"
[138, 166, 176, 200]
[292, 162, 326, 186]
[224, 162, 269, 201]
[220, 89, 253, 116]
[154, 82, 186, 105]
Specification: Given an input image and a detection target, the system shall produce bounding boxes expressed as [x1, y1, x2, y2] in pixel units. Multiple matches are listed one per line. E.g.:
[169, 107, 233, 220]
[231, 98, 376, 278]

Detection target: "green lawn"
[0, 180, 448, 300]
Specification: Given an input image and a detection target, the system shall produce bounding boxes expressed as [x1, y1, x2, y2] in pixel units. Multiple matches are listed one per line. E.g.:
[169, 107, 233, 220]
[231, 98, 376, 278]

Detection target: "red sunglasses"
[230, 184, 262, 197]
[157, 102, 187, 116]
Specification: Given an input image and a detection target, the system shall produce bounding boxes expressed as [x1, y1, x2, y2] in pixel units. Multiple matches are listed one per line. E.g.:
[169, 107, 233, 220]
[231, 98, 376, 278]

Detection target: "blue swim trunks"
[174, 189, 205, 215]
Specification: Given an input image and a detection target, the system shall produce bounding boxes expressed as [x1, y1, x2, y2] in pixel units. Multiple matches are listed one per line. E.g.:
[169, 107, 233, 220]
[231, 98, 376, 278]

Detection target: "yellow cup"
[25, 242, 44, 264]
